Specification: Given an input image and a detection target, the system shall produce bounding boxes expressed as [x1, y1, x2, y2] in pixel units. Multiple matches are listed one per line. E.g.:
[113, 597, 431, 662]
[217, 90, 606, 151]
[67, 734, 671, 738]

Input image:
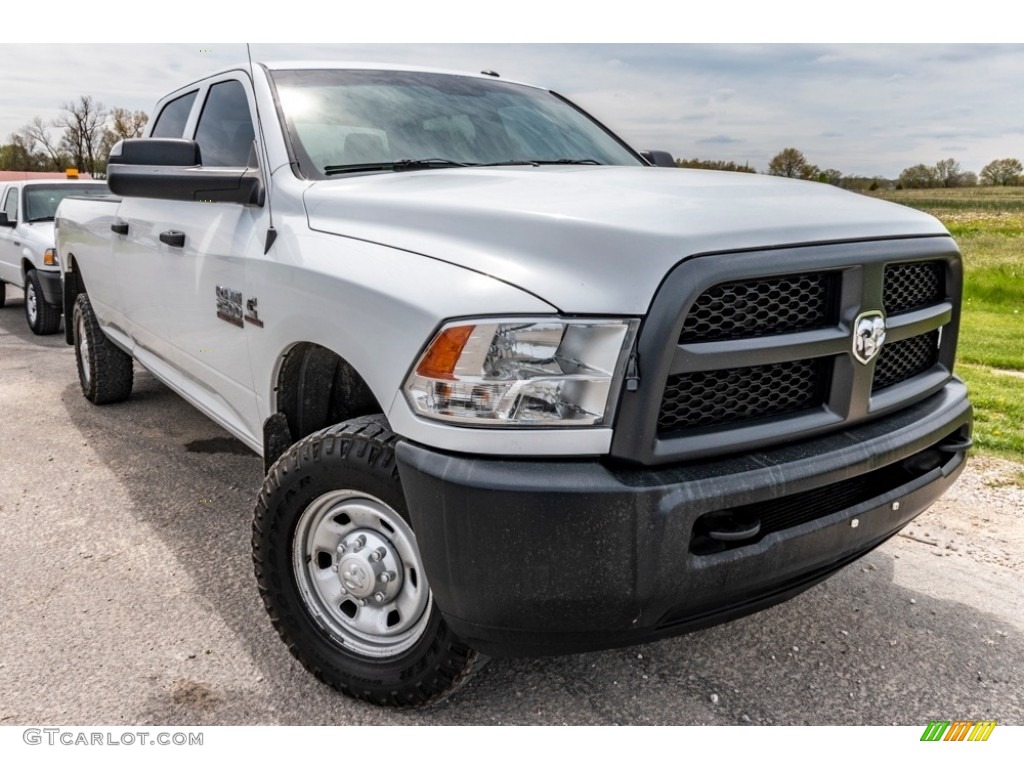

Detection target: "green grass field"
[871, 187, 1024, 461]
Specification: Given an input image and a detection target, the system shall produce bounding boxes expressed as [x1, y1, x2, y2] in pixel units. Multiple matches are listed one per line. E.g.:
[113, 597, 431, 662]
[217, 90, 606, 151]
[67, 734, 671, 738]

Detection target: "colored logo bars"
[920, 720, 997, 742]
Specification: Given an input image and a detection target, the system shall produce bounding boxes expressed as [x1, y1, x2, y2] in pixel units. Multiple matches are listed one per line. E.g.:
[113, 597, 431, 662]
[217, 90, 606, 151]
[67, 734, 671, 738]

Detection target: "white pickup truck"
[0, 179, 107, 333]
[55, 62, 973, 707]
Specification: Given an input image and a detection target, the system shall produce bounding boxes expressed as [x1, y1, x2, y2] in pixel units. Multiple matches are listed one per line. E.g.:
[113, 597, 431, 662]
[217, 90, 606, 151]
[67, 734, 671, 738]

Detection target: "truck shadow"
[60, 375, 1023, 725]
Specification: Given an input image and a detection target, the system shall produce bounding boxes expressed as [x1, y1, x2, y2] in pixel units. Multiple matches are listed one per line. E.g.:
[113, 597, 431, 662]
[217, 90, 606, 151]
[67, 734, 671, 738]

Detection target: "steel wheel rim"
[26, 280, 37, 324]
[293, 489, 431, 658]
[77, 312, 91, 386]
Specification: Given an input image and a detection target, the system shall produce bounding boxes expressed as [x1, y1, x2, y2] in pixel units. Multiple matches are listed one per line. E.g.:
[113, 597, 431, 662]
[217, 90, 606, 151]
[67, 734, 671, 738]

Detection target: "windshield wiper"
[27, 216, 55, 222]
[535, 158, 602, 165]
[474, 160, 541, 167]
[324, 158, 474, 175]
[475, 159, 602, 168]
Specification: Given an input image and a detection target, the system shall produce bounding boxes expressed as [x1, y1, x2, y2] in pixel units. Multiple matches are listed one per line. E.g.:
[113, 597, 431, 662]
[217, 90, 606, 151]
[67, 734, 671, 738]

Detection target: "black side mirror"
[640, 150, 677, 168]
[109, 137, 202, 167]
[107, 138, 263, 206]
[0, 212, 15, 227]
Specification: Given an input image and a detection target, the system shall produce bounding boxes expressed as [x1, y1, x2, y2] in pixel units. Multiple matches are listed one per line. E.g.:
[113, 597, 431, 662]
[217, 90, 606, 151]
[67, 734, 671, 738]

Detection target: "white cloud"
[1, 42, 1021, 178]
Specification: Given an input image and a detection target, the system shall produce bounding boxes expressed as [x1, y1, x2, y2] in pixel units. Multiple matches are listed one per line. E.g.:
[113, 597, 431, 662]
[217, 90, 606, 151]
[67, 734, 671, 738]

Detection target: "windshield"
[25, 183, 109, 221]
[269, 69, 643, 178]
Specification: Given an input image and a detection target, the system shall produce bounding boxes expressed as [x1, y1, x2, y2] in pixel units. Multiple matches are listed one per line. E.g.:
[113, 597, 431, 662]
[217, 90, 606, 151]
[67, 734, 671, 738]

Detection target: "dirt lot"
[1, 287, 1022, 726]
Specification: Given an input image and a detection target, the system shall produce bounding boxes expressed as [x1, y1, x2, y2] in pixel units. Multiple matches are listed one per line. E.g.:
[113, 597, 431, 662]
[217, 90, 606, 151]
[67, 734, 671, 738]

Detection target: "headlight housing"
[403, 318, 639, 427]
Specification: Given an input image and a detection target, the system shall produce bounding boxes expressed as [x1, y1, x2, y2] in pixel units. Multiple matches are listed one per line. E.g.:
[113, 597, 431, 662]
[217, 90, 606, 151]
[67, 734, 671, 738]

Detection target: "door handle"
[111, 222, 129, 235]
[159, 230, 185, 248]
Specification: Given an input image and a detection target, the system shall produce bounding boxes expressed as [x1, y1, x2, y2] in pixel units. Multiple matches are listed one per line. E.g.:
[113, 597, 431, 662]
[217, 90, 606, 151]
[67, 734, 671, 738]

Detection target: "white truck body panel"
[55, 61, 950, 459]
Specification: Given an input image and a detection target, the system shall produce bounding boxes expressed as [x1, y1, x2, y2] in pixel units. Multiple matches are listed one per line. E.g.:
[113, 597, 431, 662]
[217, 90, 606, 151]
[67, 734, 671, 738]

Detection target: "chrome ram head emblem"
[853, 310, 886, 365]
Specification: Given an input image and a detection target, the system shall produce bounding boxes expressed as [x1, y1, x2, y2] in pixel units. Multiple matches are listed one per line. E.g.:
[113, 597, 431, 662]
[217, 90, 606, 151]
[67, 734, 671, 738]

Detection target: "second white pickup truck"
[56, 61, 972, 707]
[0, 179, 107, 333]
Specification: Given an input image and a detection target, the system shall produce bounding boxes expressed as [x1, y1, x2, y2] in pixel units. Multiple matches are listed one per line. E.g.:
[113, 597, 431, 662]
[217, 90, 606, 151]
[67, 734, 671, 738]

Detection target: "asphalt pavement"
[1, 287, 1021, 726]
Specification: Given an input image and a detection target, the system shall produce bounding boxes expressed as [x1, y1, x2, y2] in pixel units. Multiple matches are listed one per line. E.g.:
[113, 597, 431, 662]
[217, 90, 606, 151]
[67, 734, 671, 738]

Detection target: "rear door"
[114, 74, 267, 446]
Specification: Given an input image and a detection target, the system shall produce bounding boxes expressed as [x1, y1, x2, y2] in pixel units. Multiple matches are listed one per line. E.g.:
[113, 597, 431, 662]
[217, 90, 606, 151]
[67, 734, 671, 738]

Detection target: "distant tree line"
[0, 97, 148, 176]
[897, 157, 1021, 188]
[672, 147, 1024, 190]
[677, 157, 756, 173]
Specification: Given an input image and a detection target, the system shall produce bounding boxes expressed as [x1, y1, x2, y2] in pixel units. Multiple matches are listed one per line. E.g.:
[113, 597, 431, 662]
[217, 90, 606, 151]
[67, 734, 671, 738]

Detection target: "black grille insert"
[659, 359, 827, 433]
[679, 272, 837, 343]
[873, 331, 940, 392]
[883, 261, 945, 315]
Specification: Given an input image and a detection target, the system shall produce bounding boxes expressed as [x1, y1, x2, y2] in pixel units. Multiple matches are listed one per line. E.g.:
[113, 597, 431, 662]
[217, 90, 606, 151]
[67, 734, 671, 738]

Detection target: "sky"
[1, 7, 1020, 179]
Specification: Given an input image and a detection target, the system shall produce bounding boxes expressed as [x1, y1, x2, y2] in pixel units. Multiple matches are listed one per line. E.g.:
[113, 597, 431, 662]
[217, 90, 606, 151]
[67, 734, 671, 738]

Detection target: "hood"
[17, 221, 54, 248]
[304, 166, 948, 314]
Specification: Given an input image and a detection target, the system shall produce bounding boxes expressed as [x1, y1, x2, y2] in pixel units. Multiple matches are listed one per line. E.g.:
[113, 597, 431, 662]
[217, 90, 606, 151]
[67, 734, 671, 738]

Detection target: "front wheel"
[253, 416, 483, 707]
[73, 293, 133, 404]
[25, 270, 61, 335]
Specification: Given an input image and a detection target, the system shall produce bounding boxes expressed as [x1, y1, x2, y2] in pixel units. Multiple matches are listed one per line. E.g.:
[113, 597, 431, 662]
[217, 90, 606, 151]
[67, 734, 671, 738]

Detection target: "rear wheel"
[25, 270, 61, 335]
[73, 293, 133, 404]
[253, 416, 483, 707]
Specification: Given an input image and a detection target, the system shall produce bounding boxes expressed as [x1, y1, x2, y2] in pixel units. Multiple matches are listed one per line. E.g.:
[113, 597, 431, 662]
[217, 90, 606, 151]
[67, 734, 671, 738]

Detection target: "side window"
[3, 188, 18, 221]
[150, 90, 198, 138]
[193, 80, 256, 167]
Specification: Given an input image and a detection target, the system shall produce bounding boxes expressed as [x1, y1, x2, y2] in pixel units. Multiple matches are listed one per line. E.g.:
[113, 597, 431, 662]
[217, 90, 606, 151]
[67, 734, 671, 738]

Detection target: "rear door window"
[150, 90, 198, 138]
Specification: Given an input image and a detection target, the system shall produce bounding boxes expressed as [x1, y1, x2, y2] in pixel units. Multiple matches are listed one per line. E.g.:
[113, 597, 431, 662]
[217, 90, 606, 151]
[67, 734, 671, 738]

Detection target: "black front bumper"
[37, 269, 63, 307]
[396, 380, 972, 657]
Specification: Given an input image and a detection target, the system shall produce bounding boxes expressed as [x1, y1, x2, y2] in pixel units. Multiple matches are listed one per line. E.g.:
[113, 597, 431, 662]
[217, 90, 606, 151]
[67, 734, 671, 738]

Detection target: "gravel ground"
[897, 456, 1024, 573]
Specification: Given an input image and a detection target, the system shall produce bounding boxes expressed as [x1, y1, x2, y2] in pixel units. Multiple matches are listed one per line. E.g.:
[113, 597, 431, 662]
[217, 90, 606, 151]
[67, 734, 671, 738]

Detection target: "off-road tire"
[73, 293, 133, 404]
[25, 270, 61, 335]
[253, 415, 484, 707]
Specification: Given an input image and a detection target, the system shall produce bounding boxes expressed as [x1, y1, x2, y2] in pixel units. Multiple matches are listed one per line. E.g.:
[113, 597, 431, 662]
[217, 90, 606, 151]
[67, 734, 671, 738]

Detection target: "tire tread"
[253, 416, 484, 708]
[26, 270, 62, 335]
[73, 293, 133, 404]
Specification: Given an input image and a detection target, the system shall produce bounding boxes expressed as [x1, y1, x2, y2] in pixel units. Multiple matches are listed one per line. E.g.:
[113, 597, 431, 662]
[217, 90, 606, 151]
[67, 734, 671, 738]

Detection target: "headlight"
[404, 318, 639, 427]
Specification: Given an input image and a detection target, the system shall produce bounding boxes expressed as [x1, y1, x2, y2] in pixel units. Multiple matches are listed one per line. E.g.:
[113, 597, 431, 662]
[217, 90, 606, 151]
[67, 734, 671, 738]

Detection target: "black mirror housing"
[109, 138, 203, 167]
[641, 150, 677, 168]
[107, 138, 263, 206]
[0, 212, 14, 227]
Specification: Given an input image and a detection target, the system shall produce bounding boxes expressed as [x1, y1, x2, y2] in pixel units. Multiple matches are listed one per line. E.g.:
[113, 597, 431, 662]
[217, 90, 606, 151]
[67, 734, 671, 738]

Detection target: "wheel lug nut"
[374, 592, 386, 603]
[352, 535, 366, 552]
[331, 564, 339, 572]
[379, 571, 393, 583]
[370, 547, 386, 562]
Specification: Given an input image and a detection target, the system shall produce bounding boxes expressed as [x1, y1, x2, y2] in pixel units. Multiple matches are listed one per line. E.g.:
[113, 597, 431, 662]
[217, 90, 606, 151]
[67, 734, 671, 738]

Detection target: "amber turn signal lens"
[415, 325, 475, 379]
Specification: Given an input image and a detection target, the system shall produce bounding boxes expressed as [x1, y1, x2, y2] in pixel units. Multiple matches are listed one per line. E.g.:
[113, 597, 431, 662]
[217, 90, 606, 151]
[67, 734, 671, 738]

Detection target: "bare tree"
[767, 148, 817, 179]
[898, 164, 939, 189]
[55, 95, 108, 175]
[980, 158, 1023, 186]
[109, 107, 148, 139]
[935, 158, 964, 188]
[21, 117, 67, 170]
[98, 107, 150, 170]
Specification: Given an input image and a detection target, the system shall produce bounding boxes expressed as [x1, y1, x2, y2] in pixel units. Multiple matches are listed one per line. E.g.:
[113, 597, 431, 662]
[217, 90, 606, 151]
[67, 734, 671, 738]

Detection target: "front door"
[114, 77, 265, 446]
